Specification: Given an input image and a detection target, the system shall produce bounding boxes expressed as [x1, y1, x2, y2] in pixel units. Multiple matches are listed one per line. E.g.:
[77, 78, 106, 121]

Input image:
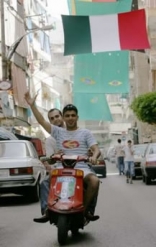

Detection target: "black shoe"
[33, 209, 49, 223]
[85, 212, 100, 221]
[33, 214, 49, 223]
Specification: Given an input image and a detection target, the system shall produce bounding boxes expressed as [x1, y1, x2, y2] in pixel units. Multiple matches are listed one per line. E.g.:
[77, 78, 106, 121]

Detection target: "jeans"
[40, 176, 50, 214]
[117, 157, 124, 174]
[124, 161, 134, 177]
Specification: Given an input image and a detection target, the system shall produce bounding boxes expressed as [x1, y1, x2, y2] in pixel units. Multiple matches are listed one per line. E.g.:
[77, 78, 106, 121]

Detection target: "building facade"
[129, 0, 156, 143]
[24, 0, 54, 138]
[0, 0, 29, 131]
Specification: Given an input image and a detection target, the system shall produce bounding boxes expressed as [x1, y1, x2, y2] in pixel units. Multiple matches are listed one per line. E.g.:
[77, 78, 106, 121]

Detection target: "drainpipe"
[0, 0, 7, 80]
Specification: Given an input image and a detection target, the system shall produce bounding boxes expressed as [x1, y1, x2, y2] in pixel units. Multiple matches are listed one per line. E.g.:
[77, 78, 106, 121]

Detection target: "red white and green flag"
[62, 9, 150, 55]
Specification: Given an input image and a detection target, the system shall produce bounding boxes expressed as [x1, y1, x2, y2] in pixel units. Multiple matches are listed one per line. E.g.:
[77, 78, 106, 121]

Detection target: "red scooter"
[42, 154, 89, 245]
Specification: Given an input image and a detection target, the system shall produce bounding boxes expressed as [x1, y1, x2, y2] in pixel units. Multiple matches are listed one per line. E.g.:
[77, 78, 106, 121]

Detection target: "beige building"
[0, 0, 29, 131]
[24, 0, 58, 138]
[129, 0, 156, 143]
[23, 4, 73, 138]
[45, 15, 73, 108]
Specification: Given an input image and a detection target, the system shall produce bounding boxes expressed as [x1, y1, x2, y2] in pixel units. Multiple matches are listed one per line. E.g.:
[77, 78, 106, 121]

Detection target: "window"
[39, 31, 50, 54]
[0, 142, 29, 157]
[29, 142, 38, 158]
[149, 145, 156, 154]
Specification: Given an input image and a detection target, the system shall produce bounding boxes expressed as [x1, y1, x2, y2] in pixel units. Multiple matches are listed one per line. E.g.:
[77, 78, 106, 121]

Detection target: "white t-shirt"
[50, 125, 98, 169]
[123, 145, 134, 162]
[51, 125, 97, 156]
[45, 136, 57, 157]
[115, 143, 124, 157]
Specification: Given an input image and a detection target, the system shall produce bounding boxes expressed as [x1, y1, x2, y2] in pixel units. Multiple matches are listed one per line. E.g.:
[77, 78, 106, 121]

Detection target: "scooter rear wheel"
[57, 215, 68, 245]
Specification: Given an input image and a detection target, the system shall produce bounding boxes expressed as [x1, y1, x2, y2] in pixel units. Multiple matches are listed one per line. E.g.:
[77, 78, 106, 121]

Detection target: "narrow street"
[1, 162, 156, 247]
[0, 1, 156, 246]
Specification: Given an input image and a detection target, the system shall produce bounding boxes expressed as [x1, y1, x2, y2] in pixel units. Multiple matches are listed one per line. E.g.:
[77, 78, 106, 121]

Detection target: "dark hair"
[118, 139, 121, 143]
[48, 108, 62, 120]
[128, 140, 132, 143]
[62, 104, 78, 115]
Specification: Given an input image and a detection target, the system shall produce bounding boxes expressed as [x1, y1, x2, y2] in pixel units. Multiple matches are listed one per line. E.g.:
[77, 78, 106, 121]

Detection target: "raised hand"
[24, 90, 38, 106]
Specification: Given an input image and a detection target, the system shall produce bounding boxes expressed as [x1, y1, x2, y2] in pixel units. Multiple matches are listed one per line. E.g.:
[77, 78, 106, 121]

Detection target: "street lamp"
[6, 24, 55, 61]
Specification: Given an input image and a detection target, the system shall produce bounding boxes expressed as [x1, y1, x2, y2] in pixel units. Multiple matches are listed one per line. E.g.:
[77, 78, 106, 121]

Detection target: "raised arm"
[24, 90, 51, 134]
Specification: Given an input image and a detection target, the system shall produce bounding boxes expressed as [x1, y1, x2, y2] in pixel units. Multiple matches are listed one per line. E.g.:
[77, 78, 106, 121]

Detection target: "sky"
[48, 0, 69, 18]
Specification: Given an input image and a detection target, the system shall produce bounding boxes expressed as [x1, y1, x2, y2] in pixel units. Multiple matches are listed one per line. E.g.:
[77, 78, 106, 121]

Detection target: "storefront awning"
[11, 63, 28, 108]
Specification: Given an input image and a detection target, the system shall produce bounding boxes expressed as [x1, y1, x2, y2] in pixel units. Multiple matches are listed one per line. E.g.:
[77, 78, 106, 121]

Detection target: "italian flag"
[62, 9, 150, 55]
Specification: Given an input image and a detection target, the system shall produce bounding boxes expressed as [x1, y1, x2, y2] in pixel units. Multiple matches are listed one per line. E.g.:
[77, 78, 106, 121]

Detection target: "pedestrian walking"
[123, 140, 135, 184]
[115, 139, 125, 175]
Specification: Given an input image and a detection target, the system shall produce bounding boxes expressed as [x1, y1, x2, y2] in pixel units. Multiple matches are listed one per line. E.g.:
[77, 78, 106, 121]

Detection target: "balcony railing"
[141, 0, 156, 7]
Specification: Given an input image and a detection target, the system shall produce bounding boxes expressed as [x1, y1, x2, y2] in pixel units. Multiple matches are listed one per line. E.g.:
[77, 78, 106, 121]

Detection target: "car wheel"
[28, 181, 40, 202]
[102, 170, 106, 178]
[145, 176, 151, 185]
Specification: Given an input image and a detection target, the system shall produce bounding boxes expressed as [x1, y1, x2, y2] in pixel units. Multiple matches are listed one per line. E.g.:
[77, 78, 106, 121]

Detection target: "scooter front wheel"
[57, 215, 68, 245]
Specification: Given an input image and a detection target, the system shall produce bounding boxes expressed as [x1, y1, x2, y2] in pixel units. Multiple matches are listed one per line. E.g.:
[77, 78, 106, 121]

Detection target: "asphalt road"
[1, 162, 156, 247]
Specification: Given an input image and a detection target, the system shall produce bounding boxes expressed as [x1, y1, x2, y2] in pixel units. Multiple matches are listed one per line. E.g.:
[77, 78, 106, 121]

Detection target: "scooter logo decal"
[62, 140, 79, 149]
[57, 177, 76, 199]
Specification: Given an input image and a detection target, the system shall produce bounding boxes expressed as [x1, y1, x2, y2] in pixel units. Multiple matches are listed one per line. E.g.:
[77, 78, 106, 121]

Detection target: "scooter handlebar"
[40, 154, 89, 163]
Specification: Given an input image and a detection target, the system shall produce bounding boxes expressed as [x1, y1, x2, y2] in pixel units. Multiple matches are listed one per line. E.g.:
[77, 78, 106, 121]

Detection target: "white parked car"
[141, 143, 156, 185]
[0, 140, 46, 202]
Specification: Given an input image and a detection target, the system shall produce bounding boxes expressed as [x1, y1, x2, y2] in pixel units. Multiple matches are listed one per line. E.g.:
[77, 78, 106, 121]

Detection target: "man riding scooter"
[24, 91, 101, 222]
[39, 108, 98, 222]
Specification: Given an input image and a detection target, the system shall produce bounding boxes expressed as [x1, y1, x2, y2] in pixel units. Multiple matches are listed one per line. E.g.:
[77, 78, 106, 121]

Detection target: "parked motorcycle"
[40, 154, 90, 245]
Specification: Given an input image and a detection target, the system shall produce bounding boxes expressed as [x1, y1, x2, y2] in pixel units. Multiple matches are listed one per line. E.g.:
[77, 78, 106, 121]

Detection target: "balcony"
[141, 0, 156, 7]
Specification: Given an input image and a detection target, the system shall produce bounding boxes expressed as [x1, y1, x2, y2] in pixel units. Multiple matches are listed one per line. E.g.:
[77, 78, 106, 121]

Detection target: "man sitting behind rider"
[43, 108, 65, 172]
[39, 108, 65, 219]
[24, 91, 101, 221]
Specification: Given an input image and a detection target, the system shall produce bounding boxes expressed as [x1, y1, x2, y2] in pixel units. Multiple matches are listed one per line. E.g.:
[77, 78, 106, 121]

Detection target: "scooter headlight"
[76, 170, 84, 177]
[51, 169, 59, 176]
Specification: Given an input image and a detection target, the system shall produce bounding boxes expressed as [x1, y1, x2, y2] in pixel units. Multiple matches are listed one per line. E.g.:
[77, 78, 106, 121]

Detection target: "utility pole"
[0, 0, 7, 80]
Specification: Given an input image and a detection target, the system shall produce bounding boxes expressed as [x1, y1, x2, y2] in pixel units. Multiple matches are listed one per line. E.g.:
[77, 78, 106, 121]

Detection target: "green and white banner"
[73, 51, 129, 94]
[68, 0, 132, 15]
[73, 93, 113, 121]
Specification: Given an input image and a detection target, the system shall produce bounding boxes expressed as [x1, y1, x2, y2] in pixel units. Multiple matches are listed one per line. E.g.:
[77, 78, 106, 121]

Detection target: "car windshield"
[149, 145, 156, 154]
[0, 142, 29, 158]
[134, 145, 148, 156]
